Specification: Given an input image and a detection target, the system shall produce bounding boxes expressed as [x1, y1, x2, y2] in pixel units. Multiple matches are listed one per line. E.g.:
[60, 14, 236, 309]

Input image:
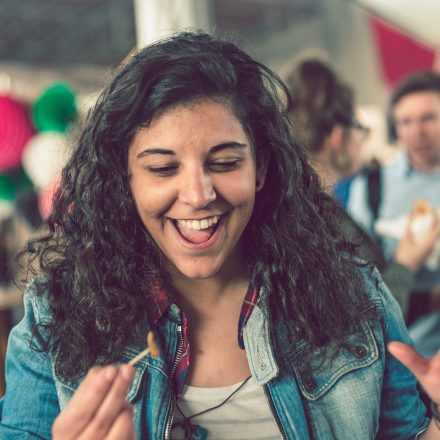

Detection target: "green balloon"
[32, 82, 77, 133]
[0, 167, 32, 201]
[0, 174, 15, 201]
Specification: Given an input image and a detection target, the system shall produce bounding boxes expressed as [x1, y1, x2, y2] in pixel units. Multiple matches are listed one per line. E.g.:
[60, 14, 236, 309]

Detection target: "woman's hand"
[52, 364, 136, 440]
[388, 341, 440, 404]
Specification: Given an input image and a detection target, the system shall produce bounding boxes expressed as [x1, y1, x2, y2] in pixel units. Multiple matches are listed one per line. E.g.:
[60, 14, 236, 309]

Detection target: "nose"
[179, 168, 216, 208]
[413, 120, 425, 135]
[406, 119, 425, 137]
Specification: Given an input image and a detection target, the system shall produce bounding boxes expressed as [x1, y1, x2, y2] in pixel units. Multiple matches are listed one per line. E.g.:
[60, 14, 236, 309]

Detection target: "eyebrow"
[136, 141, 247, 159]
[396, 111, 439, 122]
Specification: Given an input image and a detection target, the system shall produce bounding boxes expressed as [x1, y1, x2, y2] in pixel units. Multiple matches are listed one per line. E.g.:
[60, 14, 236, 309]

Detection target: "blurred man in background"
[348, 70, 440, 357]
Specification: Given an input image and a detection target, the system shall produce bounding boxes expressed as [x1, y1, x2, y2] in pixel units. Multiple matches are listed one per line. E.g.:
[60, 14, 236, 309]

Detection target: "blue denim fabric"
[0, 267, 430, 439]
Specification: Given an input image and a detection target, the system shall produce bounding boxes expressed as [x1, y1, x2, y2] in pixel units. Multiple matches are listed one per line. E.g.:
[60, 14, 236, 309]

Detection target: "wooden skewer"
[128, 347, 151, 366]
[127, 330, 159, 366]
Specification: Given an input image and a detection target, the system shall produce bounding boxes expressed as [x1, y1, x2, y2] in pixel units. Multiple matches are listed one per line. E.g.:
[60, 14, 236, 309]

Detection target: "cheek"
[429, 124, 440, 138]
[130, 178, 173, 218]
[395, 127, 406, 141]
[224, 174, 257, 210]
[351, 140, 362, 161]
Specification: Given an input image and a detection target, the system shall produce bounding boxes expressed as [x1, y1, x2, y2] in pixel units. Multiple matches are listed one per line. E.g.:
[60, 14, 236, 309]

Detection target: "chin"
[169, 260, 224, 280]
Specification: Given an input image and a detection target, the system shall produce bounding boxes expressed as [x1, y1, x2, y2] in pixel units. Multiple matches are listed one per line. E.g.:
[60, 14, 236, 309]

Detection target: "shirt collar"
[146, 280, 172, 326]
[401, 149, 440, 177]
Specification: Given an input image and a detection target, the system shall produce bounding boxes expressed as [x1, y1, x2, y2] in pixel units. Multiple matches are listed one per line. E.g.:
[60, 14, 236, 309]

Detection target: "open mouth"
[172, 214, 222, 244]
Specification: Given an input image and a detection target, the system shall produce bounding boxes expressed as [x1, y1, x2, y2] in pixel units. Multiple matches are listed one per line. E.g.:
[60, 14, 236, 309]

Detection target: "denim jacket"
[0, 266, 430, 439]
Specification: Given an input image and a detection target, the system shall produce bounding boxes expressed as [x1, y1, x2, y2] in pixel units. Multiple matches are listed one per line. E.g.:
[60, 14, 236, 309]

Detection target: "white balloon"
[22, 132, 71, 190]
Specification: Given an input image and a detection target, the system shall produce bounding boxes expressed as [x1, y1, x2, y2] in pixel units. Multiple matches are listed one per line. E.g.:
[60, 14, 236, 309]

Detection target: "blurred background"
[1, 0, 439, 396]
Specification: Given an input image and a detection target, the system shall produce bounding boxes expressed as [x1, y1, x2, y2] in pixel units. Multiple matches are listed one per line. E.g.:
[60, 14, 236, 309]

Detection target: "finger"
[425, 210, 440, 232]
[424, 211, 440, 233]
[79, 365, 135, 440]
[105, 404, 136, 440]
[388, 341, 429, 376]
[52, 366, 118, 440]
[405, 213, 415, 241]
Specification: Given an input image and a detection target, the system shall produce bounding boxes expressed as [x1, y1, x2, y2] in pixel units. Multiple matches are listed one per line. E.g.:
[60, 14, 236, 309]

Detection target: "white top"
[171, 377, 282, 439]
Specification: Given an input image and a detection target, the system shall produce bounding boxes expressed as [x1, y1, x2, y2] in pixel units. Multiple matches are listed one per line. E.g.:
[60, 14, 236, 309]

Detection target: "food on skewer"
[128, 330, 159, 366]
[374, 199, 440, 270]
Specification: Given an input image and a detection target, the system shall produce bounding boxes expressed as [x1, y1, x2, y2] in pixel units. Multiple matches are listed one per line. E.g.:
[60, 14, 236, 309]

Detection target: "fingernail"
[121, 365, 135, 381]
[104, 366, 117, 381]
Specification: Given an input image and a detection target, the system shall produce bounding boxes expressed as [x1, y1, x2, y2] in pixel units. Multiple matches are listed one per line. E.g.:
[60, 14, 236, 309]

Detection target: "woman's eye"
[146, 165, 178, 176]
[210, 159, 242, 171]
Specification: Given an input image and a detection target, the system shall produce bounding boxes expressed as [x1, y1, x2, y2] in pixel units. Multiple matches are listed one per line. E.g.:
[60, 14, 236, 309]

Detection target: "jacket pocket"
[294, 318, 379, 401]
[52, 353, 148, 409]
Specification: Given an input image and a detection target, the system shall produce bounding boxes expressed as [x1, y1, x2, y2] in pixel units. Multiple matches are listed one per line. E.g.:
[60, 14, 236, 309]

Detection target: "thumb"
[387, 341, 429, 377]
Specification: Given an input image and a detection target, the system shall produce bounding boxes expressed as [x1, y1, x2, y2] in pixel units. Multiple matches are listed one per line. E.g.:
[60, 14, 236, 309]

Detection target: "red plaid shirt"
[147, 284, 258, 397]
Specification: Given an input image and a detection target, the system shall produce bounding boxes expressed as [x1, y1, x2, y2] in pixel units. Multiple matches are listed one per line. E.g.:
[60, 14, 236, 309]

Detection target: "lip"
[169, 214, 226, 250]
[412, 145, 434, 154]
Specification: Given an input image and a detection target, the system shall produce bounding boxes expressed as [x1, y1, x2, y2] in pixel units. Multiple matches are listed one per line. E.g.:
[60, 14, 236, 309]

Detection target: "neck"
[408, 151, 440, 173]
[311, 153, 338, 193]
[171, 276, 250, 325]
[168, 257, 249, 313]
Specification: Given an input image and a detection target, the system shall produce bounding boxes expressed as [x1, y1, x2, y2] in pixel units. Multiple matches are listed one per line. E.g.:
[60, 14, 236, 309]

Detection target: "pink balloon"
[0, 95, 35, 171]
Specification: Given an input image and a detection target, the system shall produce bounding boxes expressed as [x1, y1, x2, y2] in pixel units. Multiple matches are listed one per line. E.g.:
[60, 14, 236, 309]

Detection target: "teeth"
[176, 215, 220, 230]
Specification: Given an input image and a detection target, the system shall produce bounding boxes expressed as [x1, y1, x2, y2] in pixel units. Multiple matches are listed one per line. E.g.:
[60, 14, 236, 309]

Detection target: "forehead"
[130, 100, 251, 153]
[393, 91, 440, 118]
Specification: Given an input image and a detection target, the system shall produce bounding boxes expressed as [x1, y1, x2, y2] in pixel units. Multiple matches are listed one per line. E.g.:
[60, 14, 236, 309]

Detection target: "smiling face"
[393, 91, 440, 170]
[128, 100, 266, 281]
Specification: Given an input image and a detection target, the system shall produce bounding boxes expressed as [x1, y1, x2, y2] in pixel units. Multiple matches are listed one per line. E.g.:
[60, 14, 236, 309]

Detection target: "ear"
[255, 153, 269, 192]
[327, 125, 345, 151]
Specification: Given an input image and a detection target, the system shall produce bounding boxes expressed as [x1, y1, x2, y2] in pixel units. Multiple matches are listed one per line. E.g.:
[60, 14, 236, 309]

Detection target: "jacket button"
[304, 375, 316, 391]
[352, 346, 367, 358]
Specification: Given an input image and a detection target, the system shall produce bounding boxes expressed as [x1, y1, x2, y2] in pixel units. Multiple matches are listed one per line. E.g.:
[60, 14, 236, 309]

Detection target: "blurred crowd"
[0, 81, 78, 395]
[284, 58, 440, 373]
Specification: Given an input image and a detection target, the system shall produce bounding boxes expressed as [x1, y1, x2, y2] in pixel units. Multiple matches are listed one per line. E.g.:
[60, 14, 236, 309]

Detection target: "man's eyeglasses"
[347, 118, 370, 140]
[350, 119, 370, 135]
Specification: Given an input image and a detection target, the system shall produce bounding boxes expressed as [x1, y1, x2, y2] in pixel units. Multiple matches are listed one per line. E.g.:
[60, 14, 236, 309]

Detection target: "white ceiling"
[353, 0, 440, 48]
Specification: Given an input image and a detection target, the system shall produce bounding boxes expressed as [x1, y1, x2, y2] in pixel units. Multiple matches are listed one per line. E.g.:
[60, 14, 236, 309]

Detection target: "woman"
[1, 31, 439, 439]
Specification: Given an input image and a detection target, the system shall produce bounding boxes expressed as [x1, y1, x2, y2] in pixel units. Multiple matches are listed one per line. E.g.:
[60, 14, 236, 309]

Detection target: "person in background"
[7, 188, 43, 264]
[348, 70, 440, 357]
[1, 32, 440, 439]
[0, 188, 43, 396]
[0, 216, 13, 397]
[285, 58, 439, 320]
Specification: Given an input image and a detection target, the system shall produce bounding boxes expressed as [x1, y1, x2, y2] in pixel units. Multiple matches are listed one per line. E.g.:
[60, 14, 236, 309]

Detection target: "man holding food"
[348, 70, 440, 356]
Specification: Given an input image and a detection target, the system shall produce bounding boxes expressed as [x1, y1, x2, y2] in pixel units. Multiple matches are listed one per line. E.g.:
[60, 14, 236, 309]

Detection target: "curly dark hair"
[27, 31, 367, 379]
